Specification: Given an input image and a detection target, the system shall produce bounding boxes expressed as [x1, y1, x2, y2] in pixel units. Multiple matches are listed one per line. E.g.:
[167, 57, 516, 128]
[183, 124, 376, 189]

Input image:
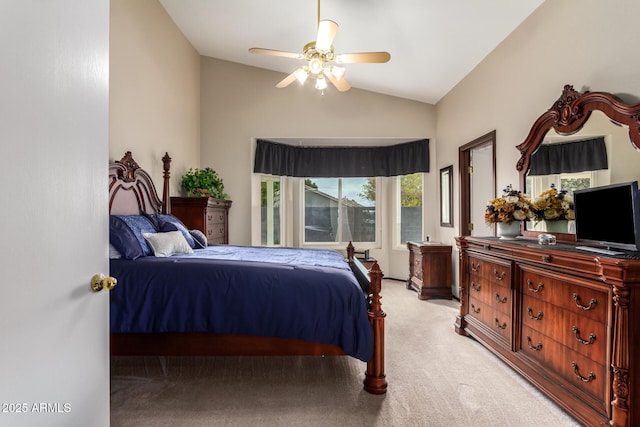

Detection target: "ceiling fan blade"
[323, 69, 351, 92]
[315, 20, 338, 51]
[276, 68, 305, 88]
[249, 47, 302, 60]
[335, 52, 391, 64]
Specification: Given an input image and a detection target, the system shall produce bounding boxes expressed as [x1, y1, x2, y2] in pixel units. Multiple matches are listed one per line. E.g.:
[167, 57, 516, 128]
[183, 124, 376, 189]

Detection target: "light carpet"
[110, 279, 580, 426]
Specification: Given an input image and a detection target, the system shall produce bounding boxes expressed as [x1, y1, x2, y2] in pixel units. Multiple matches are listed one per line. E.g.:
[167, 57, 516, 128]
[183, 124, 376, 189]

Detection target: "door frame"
[458, 131, 496, 236]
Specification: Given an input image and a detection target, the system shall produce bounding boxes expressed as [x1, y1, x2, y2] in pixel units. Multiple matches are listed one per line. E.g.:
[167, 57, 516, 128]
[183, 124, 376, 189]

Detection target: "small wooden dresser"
[170, 197, 232, 245]
[456, 236, 640, 427]
[406, 241, 452, 300]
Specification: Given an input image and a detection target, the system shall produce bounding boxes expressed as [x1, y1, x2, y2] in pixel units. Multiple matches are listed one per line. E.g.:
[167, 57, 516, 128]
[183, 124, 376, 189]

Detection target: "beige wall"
[109, 0, 200, 196]
[200, 56, 436, 277]
[436, 0, 640, 294]
[109, 0, 640, 281]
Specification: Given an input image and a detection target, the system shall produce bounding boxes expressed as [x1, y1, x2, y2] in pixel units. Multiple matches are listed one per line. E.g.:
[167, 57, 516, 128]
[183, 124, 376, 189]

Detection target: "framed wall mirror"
[440, 165, 453, 227]
[517, 84, 640, 241]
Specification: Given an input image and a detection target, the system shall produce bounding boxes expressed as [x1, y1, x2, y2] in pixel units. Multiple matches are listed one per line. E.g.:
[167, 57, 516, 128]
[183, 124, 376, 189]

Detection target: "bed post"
[346, 242, 387, 394]
[364, 260, 387, 394]
[161, 152, 172, 214]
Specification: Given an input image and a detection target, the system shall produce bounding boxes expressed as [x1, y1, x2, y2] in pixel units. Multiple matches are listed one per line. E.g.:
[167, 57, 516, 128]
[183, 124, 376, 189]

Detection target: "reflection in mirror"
[525, 111, 623, 233]
[517, 85, 640, 240]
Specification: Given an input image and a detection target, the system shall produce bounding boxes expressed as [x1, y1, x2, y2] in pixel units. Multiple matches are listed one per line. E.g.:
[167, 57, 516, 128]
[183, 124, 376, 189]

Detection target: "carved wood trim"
[517, 84, 640, 188]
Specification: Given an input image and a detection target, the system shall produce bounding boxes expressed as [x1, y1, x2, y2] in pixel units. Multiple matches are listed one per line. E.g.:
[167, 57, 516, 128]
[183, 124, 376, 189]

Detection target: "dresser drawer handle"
[493, 269, 506, 281]
[526, 336, 543, 351]
[495, 293, 507, 304]
[494, 318, 507, 330]
[526, 279, 544, 293]
[572, 326, 597, 345]
[471, 282, 481, 292]
[471, 304, 480, 314]
[573, 293, 598, 311]
[571, 362, 596, 383]
[541, 255, 551, 263]
[527, 307, 543, 320]
[471, 262, 480, 273]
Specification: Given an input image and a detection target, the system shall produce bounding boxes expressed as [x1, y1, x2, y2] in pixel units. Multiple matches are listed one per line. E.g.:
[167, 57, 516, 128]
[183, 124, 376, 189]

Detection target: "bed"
[108, 151, 386, 394]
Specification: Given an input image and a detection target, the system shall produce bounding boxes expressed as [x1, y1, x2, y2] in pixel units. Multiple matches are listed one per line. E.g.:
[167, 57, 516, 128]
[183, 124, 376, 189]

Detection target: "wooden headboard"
[108, 151, 172, 215]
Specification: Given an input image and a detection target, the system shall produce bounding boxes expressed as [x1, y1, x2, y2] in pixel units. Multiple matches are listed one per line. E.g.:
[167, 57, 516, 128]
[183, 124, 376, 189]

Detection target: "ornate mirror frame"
[516, 84, 640, 240]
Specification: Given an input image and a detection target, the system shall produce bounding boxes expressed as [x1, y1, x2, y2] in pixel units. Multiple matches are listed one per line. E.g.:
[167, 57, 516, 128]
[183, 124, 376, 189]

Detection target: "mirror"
[517, 85, 640, 240]
[440, 165, 453, 227]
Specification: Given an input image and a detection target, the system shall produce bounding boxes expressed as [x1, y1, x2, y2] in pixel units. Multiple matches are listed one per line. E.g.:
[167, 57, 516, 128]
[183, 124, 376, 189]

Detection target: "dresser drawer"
[468, 255, 512, 292]
[520, 324, 608, 408]
[520, 268, 609, 324]
[468, 295, 511, 343]
[521, 294, 607, 365]
[206, 208, 226, 225]
[206, 223, 226, 240]
[468, 278, 511, 316]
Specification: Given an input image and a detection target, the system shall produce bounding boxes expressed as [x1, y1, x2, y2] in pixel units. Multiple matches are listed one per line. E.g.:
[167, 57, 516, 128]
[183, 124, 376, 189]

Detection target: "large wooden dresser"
[170, 197, 232, 245]
[455, 236, 640, 427]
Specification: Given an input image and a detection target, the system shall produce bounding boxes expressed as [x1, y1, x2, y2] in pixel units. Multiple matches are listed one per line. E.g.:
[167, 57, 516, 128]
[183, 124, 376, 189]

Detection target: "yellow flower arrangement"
[531, 184, 574, 222]
[485, 185, 532, 224]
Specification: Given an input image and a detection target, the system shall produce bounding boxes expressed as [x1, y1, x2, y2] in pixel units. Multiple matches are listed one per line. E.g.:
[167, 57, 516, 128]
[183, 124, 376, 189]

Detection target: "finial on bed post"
[347, 241, 355, 263]
[364, 261, 387, 394]
[161, 152, 172, 214]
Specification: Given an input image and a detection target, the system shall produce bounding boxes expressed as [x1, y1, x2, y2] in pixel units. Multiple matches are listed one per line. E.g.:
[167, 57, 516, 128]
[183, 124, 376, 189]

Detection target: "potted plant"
[531, 184, 574, 233]
[181, 167, 228, 199]
[485, 184, 532, 239]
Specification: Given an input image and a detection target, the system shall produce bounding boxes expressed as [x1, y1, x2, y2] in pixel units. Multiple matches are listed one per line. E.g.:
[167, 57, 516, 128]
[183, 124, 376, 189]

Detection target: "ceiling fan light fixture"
[294, 68, 308, 84]
[308, 57, 324, 75]
[315, 76, 328, 90]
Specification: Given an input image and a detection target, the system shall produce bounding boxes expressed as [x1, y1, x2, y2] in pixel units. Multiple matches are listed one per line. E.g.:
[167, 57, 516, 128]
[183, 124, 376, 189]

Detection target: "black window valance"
[528, 137, 608, 176]
[254, 139, 430, 177]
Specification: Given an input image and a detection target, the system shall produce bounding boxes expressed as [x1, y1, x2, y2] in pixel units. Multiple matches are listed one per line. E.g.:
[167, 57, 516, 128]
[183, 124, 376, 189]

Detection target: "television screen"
[574, 181, 640, 251]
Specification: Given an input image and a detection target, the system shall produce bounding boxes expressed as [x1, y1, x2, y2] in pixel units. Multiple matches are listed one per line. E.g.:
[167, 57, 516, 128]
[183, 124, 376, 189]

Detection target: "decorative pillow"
[141, 211, 178, 233]
[189, 229, 208, 249]
[157, 214, 196, 248]
[109, 243, 122, 259]
[109, 215, 156, 260]
[143, 231, 194, 257]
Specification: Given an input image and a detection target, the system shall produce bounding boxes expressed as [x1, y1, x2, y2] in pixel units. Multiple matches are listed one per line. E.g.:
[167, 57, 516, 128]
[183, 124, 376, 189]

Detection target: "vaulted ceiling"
[160, 0, 544, 104]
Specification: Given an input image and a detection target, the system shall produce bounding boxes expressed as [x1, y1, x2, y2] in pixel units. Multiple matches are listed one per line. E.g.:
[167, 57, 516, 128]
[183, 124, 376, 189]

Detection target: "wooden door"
[0, 1, 110, 426]
[459, 131, 496, 237]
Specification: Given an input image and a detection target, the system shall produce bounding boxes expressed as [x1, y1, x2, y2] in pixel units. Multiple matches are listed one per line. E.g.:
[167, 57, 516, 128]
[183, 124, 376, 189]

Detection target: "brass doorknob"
[91, 274, 117, 292]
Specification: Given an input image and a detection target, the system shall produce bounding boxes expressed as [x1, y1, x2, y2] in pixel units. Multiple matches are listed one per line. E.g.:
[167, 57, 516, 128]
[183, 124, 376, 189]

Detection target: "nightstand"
[406, 241, 452, 300]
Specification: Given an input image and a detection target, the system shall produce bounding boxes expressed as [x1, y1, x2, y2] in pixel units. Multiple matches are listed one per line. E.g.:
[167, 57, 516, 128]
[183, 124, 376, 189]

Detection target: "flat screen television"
[573, 181, 640, 252]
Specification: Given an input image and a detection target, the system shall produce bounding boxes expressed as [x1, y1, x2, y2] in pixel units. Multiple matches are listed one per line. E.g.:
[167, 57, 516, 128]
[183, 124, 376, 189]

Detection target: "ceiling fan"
[248, 0, 390, 93]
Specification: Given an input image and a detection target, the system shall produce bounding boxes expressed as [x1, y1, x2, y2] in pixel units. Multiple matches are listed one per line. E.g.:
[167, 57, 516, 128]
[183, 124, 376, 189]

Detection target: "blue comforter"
[109, 245, 373, 361]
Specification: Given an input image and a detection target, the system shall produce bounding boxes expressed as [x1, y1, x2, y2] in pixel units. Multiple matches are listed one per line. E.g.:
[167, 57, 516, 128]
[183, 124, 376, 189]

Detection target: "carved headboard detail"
[108, 151, 172, 215]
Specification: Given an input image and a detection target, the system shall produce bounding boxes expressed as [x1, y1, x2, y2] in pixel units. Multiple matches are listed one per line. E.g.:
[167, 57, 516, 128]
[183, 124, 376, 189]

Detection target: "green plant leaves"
[181, 167, 228, 199]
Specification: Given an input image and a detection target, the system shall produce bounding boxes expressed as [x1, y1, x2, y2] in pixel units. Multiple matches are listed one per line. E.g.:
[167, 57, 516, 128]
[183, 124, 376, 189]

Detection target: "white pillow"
[143, 231, 194, 257]
[109, 243, 122, 259]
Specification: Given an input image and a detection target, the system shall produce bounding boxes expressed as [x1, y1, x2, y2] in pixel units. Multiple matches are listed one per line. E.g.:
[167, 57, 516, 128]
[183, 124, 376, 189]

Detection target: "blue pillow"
[189, 229, 208, 249]
[109, 215, 156, 260]
[157, 214, 196, 248]
[141, 211, 179, 233]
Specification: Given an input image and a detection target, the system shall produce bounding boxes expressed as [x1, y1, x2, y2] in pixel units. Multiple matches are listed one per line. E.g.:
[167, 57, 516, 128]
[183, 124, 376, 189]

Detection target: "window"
[398, 173, 423, 244]
[303, 177, 377, 244]
[526, 171, 594, 199]
[260, 175, 281, 246]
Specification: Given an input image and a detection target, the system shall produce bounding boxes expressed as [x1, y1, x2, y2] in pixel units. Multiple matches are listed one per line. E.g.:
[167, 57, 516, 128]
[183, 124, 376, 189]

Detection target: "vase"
[544, 220, 569, 233]
[497, 221, 521, 239]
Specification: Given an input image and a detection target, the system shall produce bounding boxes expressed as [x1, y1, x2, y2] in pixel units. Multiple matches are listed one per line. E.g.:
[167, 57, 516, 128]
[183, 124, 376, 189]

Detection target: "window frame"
[300, 176, 380, 249]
